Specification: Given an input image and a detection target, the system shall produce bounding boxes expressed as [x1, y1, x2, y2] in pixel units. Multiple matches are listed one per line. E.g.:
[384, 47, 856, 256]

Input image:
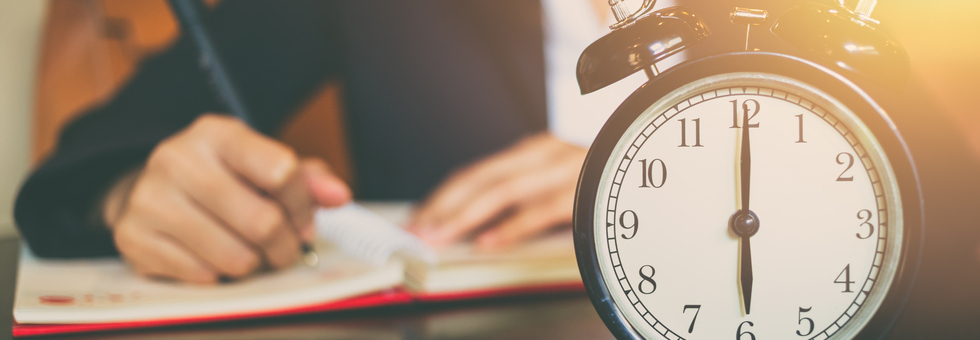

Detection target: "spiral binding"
[315, 204, 438, 266]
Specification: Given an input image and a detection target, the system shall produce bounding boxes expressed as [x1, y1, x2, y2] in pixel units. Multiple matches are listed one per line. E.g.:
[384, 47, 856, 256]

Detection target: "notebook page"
[349, 201, 573, 264]
[13, 242, 403, 324]
[344, 201, 581, 294]
[406, 231, 580, 294]
[435, 230, 576, 264]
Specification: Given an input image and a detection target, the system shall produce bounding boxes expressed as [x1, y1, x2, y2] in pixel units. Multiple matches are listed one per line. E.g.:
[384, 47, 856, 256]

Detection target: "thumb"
[302, 158, 351, 208]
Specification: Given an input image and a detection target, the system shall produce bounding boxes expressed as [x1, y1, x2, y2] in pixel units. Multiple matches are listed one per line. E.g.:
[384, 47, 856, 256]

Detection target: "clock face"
[591, 73, 904, 339]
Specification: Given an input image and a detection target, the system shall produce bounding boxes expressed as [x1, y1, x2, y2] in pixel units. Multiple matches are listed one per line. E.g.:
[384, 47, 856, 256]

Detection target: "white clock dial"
[593, 73, 903, 340]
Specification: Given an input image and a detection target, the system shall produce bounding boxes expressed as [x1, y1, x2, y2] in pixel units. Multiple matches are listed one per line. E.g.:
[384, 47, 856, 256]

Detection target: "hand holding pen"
[103, 115, 351, 283]
[165, 0, 330, 268]
[97, 0, 348, 284]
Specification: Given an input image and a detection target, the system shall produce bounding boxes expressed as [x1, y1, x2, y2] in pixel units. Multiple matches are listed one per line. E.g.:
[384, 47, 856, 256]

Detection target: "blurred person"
[16, 0, 980, 312]
[15, 0, 635, 283]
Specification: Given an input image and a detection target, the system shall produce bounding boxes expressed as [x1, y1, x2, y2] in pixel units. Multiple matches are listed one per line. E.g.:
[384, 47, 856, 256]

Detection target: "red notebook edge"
[11, 288, 413, 338]
[10, 281, 586, 338]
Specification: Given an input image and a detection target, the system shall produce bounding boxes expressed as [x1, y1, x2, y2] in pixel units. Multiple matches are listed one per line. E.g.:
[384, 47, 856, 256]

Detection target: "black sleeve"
[14, 0, 339, 258]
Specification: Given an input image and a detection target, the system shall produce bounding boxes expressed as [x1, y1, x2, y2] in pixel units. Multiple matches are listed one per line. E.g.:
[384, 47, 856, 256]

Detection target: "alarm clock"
[572, 2, 923, 340]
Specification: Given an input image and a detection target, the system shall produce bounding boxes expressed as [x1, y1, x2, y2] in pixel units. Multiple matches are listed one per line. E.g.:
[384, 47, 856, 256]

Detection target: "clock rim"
[572, 52, 925, 340]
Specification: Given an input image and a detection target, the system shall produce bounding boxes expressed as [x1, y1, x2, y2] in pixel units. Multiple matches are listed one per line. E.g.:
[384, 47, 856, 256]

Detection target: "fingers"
[422, 154, 580, 246]
[269, 158, 351, 243]
[118, 180, 262, 279]
[475, 185, 575, 249]
[194, 116, 348, 246]
[115, 225, 217, 284]
[301, 158, 351, 207]
[411, 132, 586, 247]
[295, 159, 351, 241]
[153, 133, 302, 270]
[205, 116, 299, 192]
[412, 135, 561, 226]
[177, 116, 342, 267]
[269, 164, 317, 243]
[253, 219, 302, 269]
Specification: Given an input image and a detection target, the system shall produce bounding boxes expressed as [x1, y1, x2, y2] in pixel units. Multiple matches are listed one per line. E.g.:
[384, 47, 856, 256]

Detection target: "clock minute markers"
[730, 101, 760, 315]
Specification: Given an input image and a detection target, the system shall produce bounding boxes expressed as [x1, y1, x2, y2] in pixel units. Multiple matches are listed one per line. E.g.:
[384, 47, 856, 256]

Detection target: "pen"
[166, 0, 319, 268]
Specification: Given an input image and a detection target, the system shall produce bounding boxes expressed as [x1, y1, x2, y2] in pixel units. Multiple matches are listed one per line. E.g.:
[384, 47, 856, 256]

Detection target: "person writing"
[14, 0, 632, 283]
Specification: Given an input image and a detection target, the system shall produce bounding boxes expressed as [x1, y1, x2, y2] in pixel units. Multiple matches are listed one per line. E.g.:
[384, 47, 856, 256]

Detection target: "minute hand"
[740, 103, 751, 212]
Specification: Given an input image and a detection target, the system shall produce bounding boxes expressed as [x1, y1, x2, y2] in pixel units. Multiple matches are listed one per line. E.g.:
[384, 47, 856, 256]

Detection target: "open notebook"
[11, 202, 582, 337]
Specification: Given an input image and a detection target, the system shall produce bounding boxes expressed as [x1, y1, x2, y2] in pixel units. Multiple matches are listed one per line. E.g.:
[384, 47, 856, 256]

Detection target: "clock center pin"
[730, 210, 760, 237]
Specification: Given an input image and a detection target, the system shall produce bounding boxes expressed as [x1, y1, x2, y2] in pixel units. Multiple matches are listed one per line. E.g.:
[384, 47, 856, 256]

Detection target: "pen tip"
[302, 244, 319, 268]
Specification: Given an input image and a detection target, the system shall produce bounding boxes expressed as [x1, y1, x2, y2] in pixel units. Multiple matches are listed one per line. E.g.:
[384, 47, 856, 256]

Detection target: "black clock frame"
[572, 52, 924, 340]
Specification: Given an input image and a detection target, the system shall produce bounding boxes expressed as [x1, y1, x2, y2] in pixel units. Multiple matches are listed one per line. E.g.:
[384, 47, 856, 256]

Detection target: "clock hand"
[740, 102, 751, 212]
[730, 103, 759, 315]
[741, 235, 753, 314]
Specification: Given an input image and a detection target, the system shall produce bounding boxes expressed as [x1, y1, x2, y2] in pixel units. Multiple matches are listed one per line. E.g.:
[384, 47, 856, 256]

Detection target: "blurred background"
[0, 0, 977, 239]
[0, 1, 46, 237]
[0, 1, 975, 337]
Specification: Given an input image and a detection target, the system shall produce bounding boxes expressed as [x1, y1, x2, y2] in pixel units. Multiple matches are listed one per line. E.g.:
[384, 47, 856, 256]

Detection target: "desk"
[4, 229, 980, 339]
[0, 235, 614, 340]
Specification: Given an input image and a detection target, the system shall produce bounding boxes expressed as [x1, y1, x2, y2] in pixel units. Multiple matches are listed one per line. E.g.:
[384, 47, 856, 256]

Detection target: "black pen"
[166, 0, 319, 268]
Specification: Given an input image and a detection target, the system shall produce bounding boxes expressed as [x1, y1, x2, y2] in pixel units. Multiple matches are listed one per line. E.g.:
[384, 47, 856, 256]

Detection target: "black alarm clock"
[573, 1, 923, 339]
